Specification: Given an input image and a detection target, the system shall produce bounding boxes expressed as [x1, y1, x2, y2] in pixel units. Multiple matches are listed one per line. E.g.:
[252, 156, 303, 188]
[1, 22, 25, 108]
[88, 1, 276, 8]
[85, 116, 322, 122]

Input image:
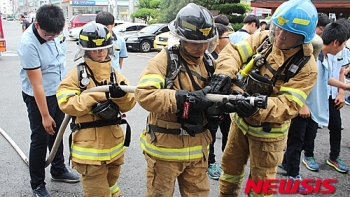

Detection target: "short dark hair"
[317, 13, 330, 27]
[20, 14, 25, 18]
[243, 15, 260, 28]
[36, 4, 65, 34]
[322, 22, 348, 45]
[96, 11, 114, 26]
[215, 23, 229, 37]
[335, 18, 350, 39]
[260, 21, 267, 26]
[214, 15, 230, 26]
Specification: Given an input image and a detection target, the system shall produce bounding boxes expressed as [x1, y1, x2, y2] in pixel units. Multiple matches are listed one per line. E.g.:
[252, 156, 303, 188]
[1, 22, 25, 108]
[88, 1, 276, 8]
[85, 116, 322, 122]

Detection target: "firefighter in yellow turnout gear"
[56, 22, 136, 197]
[135, 3, 218, 197]
[209, 0, 319, 196]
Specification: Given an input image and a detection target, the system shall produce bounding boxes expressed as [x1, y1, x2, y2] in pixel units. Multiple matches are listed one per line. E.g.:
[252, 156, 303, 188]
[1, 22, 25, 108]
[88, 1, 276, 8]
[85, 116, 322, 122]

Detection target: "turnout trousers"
[219, 122, 286, 197]
[144, 153, 210, 197]
[73, 155, 124, 197]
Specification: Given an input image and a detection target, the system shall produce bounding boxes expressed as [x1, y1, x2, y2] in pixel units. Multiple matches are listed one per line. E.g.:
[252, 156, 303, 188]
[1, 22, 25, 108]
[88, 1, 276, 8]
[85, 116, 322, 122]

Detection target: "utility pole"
[129, 0, 134, 22]
[114, 0, 117, 19]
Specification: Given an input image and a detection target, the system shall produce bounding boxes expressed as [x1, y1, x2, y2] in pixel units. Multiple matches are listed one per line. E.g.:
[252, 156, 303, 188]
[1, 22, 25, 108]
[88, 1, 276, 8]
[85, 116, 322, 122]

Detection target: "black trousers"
[22, 92, 67, 189]
[283, 115, 318, 177]
[303, 97, 342, 160]
[208, 113, 231, 165]
[327, 97, 342, 160]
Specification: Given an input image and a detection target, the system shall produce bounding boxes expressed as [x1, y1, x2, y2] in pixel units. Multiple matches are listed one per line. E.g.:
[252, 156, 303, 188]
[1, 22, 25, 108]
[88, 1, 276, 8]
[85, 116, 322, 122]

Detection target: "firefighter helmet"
[168, 3, 217, 43]
[271, 0, 318, 43]
[74, 22, 114, 61]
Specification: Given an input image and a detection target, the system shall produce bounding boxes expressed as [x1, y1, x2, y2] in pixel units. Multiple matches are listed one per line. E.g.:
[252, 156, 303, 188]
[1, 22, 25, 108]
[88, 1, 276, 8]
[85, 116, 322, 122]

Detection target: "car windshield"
[113, 24, 133, 32]
[139, 25, 161, 33]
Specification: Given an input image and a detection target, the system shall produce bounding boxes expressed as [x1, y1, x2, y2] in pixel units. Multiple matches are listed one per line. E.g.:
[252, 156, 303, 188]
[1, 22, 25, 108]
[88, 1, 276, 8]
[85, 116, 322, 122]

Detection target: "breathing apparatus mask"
[92, 99, 121, 120]
[244, 70, 273, 96]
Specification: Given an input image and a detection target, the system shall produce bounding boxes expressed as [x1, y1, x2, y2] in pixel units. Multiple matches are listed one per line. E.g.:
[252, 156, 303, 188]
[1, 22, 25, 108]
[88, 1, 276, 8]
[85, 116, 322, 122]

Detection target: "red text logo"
[244, 178, 337, 194]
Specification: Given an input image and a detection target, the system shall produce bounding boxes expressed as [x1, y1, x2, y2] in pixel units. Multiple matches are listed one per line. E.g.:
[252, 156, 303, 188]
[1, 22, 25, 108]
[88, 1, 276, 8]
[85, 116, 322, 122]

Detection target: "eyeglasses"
[39, 27, 61, 39]
[42, 32, 61, 39]
[219, 36, 230, 39]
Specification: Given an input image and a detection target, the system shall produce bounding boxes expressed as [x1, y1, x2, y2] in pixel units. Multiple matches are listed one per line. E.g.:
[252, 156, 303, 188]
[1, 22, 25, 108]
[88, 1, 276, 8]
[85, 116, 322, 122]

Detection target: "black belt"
[148, 124, 207, 137]
[70, 118, 131, 146]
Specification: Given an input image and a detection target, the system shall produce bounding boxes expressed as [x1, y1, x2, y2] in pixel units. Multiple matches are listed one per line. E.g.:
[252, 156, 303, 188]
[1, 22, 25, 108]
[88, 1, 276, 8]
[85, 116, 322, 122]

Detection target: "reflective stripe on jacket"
[139, 132, 210, 161]
[215, 31, 317, 134]
[56, 58, 136, 165]
[135, 47, 215, 161]
[232, 113, 290, 138]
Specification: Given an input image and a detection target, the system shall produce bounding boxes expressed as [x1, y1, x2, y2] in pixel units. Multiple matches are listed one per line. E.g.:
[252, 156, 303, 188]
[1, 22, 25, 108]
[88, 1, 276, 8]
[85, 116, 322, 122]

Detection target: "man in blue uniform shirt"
[96, 11, 128, 72]
[229, 15, 259, 44]
[18, 4, 79, 197]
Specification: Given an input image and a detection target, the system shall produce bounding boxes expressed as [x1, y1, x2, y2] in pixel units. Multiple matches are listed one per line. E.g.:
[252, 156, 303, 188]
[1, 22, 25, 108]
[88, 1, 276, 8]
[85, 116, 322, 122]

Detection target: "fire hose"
[0, 85, 268, 167]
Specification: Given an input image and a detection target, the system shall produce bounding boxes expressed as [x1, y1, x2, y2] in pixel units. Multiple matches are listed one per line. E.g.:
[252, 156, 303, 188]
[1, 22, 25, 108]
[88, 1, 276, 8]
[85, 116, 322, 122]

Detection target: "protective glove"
[235, 100, 258, 117]
[109, 81, 127, 98]
[231, 91, 258, 117]
[175, 86, 213, 112]
[209, 74, 232, 94]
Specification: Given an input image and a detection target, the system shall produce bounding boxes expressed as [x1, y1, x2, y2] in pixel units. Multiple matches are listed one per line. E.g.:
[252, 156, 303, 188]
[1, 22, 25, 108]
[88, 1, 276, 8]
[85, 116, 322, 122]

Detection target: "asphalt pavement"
[0, 20, 350, 197]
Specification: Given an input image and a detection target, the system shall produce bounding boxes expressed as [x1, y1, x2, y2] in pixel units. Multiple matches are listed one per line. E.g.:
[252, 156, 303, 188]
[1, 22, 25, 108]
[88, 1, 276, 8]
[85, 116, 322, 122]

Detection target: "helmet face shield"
[269, 22, 304, 50]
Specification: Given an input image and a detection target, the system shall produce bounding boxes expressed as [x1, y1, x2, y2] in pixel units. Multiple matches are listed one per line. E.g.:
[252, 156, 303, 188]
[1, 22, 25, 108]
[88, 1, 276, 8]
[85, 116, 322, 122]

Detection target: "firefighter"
[56, 22, 136, 197]
[134, 3, 217, 197]
[209, 0, 319, 196]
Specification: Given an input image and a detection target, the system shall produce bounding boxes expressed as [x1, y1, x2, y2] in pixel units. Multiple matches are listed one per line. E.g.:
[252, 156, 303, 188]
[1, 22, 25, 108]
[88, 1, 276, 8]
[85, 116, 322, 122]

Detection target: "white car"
[68, 26, 82, 40]
[112, 23, 148, 35]
[68, 20, 129, 41]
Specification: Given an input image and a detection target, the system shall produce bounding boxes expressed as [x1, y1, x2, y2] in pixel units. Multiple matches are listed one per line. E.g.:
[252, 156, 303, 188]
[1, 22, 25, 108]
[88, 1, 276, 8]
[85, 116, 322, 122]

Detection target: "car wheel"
[140, 40, 151, 52]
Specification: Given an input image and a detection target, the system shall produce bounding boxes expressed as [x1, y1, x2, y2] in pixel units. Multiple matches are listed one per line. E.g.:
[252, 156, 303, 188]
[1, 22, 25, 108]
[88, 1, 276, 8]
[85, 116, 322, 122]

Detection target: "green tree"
[130, 0, 161, 24]
[196, 0, 252, 23]
[158, 0, 193, 23]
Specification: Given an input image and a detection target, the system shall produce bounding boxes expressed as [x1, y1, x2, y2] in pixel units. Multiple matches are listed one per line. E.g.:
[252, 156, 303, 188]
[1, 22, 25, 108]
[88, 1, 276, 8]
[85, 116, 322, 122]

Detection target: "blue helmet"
[271, 0, 318, 43]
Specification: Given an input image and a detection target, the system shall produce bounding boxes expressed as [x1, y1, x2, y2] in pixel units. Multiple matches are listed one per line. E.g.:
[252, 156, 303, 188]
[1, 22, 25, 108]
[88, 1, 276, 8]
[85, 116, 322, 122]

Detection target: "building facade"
[16, 0, 136, 22]
[251, 0, 350, 19]
[0, 0, 15, 17]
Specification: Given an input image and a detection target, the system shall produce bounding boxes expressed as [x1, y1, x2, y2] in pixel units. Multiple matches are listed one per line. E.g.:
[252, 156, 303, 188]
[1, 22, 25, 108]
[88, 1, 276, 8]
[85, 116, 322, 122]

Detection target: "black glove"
[235, 100, 258, 117]
[231, 91, 258, 117]
[175, 86, 213, 112]
[217, 98, 236, 113]
[209, 74, 232, 94]
[109, 82, 126, 98]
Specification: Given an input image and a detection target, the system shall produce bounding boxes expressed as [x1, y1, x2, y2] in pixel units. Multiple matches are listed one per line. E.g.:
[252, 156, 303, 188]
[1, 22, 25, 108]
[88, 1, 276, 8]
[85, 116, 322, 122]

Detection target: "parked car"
[68, 14, 96, 30]
[112, 23, 148, 35]
[153, 31, 169, 51]
[6, 16, 15, 21]
[69, 20, 128, 40]
[123, 23, 169, 52]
